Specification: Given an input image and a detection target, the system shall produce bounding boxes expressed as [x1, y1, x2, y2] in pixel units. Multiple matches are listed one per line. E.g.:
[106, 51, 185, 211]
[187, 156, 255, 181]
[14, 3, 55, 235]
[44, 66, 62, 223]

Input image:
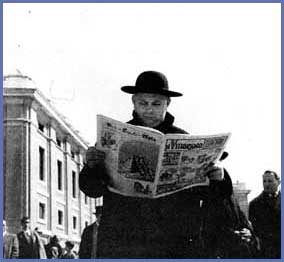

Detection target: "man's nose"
[145, 105, 153, 112]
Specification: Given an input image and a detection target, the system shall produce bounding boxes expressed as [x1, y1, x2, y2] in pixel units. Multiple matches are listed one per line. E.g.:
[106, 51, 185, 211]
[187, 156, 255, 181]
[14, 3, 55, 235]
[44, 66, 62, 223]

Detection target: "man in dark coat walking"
[79, 206, 103, 258]
[79, 71, 232, 258]
[17, 216, 46, 258]
[249, 170, 281, 258]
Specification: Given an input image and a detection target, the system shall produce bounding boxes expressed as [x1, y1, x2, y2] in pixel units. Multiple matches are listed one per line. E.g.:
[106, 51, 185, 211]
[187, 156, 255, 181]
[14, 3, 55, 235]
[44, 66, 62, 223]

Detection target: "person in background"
[45, 235, 63, 259]
[61, 241, 77, 259]
[17, 216, 46, 258]
[79, 70, 233, 258]
[34, 227, 45, 243]
[79, 206, 103, 258]
[249, 170, 281, 258]
[3, 219, 19, 258]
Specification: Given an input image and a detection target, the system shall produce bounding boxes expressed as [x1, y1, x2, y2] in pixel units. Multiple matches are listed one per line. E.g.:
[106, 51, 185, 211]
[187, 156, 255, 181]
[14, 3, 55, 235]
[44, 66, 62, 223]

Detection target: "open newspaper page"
[153, 133, 231, 198]
[97, 114, 231, 198]
[96, 114, 164, 198]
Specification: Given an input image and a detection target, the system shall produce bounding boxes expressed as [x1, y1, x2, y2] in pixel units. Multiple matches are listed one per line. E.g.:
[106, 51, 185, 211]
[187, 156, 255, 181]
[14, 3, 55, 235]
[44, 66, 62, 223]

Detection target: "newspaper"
[96, 114, 231, 198]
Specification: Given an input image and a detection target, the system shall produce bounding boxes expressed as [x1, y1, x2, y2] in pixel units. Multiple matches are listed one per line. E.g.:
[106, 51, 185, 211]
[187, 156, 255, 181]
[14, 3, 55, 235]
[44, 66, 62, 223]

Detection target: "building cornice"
[4, 82, 89, 150]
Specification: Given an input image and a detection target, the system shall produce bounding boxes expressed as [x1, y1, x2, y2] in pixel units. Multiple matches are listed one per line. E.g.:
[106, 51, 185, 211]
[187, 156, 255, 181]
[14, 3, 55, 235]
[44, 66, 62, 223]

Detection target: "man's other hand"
[205, 162, 224, 181]
[86, 146, 105, 168]
[234, 228, 253, 243]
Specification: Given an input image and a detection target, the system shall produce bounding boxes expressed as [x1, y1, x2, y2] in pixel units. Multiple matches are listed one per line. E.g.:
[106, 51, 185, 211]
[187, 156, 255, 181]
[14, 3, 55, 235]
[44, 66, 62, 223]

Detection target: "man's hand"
[205, 162, 224, 181]
[234, 228, 252, 243]
[86, 146, 105, 169]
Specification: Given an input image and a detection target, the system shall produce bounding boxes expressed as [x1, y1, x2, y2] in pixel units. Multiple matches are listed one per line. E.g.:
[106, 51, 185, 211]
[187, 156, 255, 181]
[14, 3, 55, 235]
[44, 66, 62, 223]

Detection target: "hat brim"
[121, 86, 183, 97]
[219, 151, 229, 161]
[21, 219, 30, 223]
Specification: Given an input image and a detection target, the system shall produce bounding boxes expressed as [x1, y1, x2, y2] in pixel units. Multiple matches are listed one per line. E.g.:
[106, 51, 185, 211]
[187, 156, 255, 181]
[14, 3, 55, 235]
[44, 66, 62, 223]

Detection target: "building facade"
[3, 72, 101, 247]
[233, 181, 251, 217]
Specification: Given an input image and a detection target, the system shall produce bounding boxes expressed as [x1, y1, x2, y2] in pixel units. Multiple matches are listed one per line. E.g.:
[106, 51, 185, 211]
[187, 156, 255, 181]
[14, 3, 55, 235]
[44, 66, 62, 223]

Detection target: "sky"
[3, 3, 281, 200]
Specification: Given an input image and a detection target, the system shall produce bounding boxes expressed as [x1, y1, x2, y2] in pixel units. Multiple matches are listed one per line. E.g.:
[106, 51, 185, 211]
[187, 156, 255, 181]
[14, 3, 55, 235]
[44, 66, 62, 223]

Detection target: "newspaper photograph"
[97, 115, 231, 198]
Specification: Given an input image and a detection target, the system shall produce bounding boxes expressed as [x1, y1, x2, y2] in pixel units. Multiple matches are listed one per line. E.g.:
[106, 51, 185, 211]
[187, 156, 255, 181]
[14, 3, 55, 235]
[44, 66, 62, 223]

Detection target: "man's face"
[132, 93, 169, 128]
[21, 221, 30, 231]
[263, 173, 280, 194]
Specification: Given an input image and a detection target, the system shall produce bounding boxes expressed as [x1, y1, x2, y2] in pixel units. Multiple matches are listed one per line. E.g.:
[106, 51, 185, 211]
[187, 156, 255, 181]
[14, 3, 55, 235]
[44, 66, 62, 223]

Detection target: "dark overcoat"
[200, 173, 260, 258]
[17, 230, 46, 258]
[79, 222, 99, 258]
[249, 191, 281, 258]
[79, 112, 232, 258]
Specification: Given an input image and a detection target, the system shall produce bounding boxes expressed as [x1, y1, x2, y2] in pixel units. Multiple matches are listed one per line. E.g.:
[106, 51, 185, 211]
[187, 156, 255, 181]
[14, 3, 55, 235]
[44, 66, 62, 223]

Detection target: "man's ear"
[131, 94, 136, 105]
[167, 97, 171, 106]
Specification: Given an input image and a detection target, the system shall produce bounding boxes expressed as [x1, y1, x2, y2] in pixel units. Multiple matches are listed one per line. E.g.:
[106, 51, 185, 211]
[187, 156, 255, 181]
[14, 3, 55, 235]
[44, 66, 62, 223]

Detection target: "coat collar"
[128, 111, 175, 133]
[19, 230, 36, 243]
[262, 191, 280, 199]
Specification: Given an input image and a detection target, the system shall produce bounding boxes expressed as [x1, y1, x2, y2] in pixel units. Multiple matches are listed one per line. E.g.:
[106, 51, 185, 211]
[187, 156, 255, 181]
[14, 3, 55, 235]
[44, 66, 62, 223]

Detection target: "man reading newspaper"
[79, 71, 252, 258]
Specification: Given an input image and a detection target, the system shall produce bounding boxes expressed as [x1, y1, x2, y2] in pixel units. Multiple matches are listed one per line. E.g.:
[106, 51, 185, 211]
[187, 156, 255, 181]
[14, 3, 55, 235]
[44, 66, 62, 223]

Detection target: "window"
[56, 138, 62, 147]
[57, 160, 62, 190]
[72, 171, 76, 198]
[38, 122, 45, 132]
[39, 203, 45, 220]
[39, 147, 45, 181]
[58, 210, 63, 226]
[71, 151, 75, 159]
[84, 195, 88, 205]
[72, 216, 77, 230]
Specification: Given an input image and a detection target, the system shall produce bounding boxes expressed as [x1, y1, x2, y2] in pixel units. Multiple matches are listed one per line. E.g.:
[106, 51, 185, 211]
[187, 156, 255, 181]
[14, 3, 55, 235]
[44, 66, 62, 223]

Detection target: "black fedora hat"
[121, 71, 183, 97]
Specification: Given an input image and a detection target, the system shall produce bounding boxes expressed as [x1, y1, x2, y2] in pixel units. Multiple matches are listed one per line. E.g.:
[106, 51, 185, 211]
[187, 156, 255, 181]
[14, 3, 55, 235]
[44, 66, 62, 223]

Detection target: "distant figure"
[62, 241, 76, 259]
[17, 216, 46, 258]
[249, 170, 281, 258]
[45, 235, 63, 258]
[79, 206, 103, 258]
[3, 220, 19, 258]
